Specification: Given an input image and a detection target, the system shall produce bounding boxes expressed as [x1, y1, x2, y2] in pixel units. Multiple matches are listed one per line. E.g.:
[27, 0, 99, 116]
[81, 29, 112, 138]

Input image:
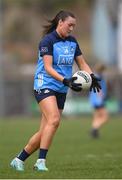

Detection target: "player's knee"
[48, 113, 60, 128]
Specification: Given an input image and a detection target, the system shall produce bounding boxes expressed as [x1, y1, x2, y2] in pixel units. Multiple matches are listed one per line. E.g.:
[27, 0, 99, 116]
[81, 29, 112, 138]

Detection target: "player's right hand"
[90, 73, 101, 93]
[63, 77, 82, 92]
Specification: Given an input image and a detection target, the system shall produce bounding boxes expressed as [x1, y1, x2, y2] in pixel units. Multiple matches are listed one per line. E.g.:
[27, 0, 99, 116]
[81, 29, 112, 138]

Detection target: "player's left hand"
[63, 77, 82, 92]
[90, 73, 101, 93]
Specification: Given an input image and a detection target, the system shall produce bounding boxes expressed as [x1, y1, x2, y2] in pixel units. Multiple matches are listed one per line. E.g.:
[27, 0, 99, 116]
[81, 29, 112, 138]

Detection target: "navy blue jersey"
[34, 30, 82, 93]
[89, 74, 107, 107]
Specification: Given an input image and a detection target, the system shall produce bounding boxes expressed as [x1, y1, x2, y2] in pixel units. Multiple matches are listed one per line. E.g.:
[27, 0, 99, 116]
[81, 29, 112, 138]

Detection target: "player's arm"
[43, 55, 82, 91]
[43, 55, 64, 82]
[75, 55, 93, 74]
[40, 39, 64, 82]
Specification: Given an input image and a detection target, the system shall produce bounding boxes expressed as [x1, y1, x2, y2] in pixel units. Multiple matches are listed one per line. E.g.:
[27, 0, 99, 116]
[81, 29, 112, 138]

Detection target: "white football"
[72, 70, 92, 90]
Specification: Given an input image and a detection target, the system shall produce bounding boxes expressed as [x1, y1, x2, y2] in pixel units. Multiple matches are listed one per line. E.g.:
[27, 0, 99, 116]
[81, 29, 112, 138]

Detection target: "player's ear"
[58, 19, 63, 26]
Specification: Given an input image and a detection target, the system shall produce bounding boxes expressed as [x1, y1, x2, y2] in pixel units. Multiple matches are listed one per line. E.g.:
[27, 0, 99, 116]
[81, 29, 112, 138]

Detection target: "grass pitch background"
[0, 115, 122, 179]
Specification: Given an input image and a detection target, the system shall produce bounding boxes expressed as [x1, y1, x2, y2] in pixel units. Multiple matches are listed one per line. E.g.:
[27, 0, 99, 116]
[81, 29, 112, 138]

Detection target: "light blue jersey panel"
[89, 75, 107, 107]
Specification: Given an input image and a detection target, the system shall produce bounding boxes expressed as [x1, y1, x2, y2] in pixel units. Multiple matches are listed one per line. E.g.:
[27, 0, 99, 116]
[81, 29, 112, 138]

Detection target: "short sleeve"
[74, 41, 82, 57]
[39, 36, 53, 56]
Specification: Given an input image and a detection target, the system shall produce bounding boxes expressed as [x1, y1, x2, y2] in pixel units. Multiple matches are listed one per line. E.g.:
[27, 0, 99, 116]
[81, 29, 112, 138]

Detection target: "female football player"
[89, 63, 109, 138]
[10, 10, 101, 171]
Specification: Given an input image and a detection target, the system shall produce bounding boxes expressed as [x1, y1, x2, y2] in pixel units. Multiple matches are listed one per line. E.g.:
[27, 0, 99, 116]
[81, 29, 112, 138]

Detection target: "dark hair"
[43, 10, 75, 36]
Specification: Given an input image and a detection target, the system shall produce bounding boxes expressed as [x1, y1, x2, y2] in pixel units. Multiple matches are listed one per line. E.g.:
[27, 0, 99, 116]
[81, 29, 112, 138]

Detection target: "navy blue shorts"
[34, 89, 66, 110]
[94, 103, 105, 109]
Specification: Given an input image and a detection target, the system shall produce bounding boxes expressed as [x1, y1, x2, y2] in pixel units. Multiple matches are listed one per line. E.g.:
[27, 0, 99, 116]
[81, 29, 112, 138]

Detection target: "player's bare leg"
[93, 108, 108, 129]
[34, 96, 62, 171]
[39, 97, 61, 148]
[10, 114, 47, 171]
[24, 114, 47, 154]
[91, 107, 109, 138]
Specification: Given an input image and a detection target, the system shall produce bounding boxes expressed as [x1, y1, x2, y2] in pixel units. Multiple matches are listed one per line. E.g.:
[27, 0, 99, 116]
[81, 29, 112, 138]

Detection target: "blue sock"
[17, 149, 30, 161]
[39, 148, 48, 159]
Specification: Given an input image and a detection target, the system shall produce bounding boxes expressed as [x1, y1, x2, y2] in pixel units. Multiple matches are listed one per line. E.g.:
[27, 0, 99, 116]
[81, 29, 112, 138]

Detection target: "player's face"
[57, 16, 76, 38]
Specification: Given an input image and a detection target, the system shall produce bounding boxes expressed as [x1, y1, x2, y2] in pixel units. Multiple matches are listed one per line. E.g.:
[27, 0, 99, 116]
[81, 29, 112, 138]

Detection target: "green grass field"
[0, 115, 122, 179]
